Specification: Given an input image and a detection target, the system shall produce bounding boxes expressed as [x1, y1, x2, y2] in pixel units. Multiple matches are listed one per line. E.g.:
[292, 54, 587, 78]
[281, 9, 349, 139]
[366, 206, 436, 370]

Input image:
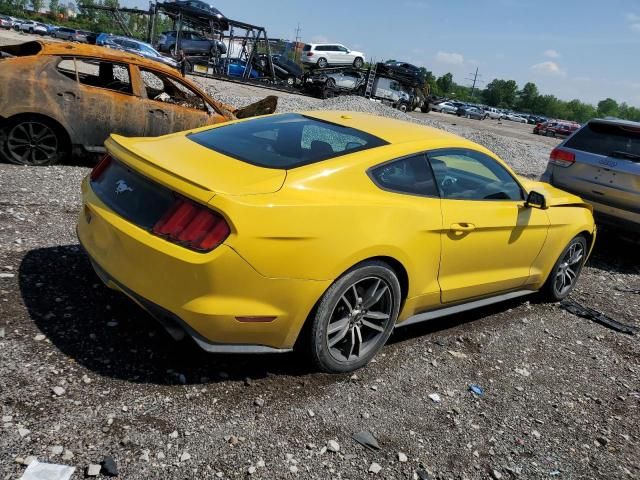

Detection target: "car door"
[53, 57, 145, 147]
[334, 45, 349, 64]
[137, 66, 211, 136]
[369, 153, 443, 307]
[427, 148, 549, 303]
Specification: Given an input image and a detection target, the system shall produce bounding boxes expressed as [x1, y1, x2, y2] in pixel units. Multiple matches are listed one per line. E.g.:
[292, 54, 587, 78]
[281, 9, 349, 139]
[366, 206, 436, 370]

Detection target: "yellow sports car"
[77, 111, 595, 372]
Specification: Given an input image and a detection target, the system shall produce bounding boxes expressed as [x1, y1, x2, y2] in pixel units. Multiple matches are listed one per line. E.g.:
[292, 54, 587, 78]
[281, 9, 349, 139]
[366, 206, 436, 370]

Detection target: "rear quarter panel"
[0, 55, 78, 141]
[211, 144, 445, 304]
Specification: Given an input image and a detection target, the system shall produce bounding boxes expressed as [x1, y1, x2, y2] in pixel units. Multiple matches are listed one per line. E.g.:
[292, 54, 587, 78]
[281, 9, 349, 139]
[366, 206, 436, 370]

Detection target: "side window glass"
[370, 154, 438, 197]
[74, 58, 132, 94]
[56, 57, 76, 81]
[428, 149, 523, 201]
[140, 68, 207, 112]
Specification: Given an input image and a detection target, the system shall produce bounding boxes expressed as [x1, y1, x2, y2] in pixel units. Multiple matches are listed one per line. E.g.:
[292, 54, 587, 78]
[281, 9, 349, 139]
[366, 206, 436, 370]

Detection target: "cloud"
[531, 61, 565, 76]
[543, 49, 560, 58]
[435, 51, 464, 65]
[625, 13, 640, 31]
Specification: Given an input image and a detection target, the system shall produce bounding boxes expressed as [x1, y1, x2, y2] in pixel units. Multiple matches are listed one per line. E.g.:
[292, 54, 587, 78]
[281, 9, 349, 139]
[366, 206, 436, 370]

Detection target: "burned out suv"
[541, 118, 640, 233]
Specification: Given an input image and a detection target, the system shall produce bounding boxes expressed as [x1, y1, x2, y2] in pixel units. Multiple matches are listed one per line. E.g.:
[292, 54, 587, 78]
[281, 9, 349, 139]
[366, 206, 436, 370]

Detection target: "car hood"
[520, 179, 592, 208]
[106, 133, 287, 198]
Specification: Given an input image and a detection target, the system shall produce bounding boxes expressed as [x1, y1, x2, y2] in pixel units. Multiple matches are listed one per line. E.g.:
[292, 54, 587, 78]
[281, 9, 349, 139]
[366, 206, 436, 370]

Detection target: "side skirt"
[396, 290, 535, 329]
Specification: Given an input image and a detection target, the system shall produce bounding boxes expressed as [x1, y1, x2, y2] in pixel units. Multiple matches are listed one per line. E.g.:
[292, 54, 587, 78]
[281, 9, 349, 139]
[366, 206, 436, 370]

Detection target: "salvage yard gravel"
[1, 88, 639, 479]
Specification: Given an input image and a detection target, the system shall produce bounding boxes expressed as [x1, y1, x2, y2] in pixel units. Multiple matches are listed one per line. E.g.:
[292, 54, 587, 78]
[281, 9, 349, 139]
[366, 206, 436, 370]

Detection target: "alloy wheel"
[6, 121, 60, 165]
[554, 241, 584, 296]
[325, 277, 393, 363]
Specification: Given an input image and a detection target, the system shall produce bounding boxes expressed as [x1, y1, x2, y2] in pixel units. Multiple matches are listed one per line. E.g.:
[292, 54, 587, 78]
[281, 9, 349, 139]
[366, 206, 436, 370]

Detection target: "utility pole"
[294, 22, 302, 43]
[465, 67, 483, 99]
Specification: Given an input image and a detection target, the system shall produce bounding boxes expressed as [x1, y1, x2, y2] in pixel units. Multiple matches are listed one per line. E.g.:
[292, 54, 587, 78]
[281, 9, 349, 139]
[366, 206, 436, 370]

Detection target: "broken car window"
[140, 68, 208, 112]
[72, 58, 133, 95]
[56, 57, 76, 81]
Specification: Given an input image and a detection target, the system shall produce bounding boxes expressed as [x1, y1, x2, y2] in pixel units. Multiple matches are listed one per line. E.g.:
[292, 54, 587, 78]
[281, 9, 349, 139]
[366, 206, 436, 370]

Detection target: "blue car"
[222, 58, 260, 78]
[96, 33, 178, 69]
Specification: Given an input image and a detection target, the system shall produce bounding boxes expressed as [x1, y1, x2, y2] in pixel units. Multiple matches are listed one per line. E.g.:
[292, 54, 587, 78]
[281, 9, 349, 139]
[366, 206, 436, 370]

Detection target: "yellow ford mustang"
[78, 111, 595, 372]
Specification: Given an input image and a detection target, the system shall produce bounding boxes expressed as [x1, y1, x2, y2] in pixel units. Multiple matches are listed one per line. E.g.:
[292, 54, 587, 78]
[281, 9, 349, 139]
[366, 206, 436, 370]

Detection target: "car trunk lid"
[106, 133, 287, 201]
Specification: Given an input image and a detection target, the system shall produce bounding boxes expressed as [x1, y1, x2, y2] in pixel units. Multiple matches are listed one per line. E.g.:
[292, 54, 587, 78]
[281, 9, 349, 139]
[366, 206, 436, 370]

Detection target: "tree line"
[419, 69, 640, 123]
[0, 0, 173, 41]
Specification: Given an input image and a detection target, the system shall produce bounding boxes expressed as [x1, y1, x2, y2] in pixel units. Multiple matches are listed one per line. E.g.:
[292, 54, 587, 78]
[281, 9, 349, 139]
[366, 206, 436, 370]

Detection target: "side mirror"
[525, 190, 547, 209]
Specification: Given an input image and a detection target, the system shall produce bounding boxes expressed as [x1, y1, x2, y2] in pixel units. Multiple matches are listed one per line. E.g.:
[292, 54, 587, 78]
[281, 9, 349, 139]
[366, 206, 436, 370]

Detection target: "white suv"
[301, 43, 365, 69]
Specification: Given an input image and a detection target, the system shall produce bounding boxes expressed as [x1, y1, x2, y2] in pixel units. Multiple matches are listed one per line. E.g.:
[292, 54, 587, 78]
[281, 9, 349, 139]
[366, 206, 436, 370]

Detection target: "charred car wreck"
[0, 41, 277, 165]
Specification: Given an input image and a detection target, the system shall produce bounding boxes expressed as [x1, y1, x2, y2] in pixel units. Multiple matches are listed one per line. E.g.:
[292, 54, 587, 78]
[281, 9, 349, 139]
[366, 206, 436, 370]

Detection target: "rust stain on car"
[0, 40, 277, 165]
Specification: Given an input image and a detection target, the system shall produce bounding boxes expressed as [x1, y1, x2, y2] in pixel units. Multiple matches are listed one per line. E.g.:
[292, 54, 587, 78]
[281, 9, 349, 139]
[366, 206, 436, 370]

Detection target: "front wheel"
[286, 75, 296, 86]
[541, 235, 588, 301]
[307, 261, 401, 373]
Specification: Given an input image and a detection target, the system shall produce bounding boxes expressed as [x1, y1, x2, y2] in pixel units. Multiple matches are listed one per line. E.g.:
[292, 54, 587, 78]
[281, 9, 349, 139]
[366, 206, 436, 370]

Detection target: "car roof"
[31, 40, 177, 75]
[301, 111, 481, 147]
[590, 117, 640, 128]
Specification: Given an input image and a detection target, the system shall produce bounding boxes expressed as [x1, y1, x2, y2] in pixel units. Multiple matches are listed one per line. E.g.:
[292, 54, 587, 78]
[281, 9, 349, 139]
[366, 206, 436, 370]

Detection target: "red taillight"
[152, 197, 230, 252]
[306, 52, 314, 56]
[549, 148, 575, 167]
[90, 154, 112, 181]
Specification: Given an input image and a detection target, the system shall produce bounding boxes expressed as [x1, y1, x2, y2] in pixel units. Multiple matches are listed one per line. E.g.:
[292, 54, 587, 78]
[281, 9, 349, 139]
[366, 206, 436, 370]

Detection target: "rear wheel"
[0, 116, 68, 166]
[308, 261, 401, 373]
[541, 235, 588, 301]
[317, 57, 328, 68]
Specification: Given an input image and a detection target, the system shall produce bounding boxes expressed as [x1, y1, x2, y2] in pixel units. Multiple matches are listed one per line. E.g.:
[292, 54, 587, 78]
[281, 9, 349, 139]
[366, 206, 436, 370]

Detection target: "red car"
[534, 120, 580, 137]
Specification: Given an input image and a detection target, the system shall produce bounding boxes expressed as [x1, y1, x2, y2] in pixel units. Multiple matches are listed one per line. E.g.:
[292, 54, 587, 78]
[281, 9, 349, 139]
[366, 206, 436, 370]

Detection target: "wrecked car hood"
[520, 179, 592, 208]
[106, 134, 286, 197]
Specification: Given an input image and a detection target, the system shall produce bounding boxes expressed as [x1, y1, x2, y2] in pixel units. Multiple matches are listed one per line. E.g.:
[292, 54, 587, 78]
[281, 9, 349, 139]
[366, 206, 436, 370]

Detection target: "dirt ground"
[1, 30, 639, 480]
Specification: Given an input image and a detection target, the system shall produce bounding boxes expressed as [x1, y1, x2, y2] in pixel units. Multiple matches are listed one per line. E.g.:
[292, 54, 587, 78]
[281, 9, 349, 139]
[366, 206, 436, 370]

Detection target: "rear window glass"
[188, 113, 388, 169]
[302, 45, 311, 51]
[565, 122, 640, 157]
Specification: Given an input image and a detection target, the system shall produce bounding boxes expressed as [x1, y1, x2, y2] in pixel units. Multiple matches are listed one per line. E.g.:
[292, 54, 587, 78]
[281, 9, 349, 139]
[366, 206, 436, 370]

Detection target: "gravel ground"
[2, 35, 640, 480]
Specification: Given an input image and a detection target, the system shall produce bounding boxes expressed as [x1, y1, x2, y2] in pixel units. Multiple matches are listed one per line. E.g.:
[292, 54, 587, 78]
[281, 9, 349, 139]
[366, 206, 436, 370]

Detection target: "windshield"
[565, 121, 640, 157]
[188, 113, 388, 169]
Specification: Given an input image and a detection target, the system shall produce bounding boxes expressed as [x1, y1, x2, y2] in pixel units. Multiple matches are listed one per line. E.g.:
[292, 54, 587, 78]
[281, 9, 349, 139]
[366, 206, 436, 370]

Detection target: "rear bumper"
[77, 177, 330, 351]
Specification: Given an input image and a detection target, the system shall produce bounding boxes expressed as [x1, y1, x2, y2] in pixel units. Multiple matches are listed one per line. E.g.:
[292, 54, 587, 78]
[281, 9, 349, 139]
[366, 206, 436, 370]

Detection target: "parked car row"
[534, 120, 580, 137]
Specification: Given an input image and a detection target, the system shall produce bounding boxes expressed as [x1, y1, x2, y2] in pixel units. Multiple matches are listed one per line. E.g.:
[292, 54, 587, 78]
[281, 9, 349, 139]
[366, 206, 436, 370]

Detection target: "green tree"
[30, 0, 44, 13]
[436, 73, 453, 95]
[49, 0, 59, 15]
[597, 98, 619, 118]
[482, 79, 518, 108]
[517, 82, 539, 112]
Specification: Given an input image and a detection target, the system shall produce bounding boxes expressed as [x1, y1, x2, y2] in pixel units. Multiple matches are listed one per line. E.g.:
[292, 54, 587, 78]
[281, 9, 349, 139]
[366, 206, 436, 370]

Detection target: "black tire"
[353, 57, 364, 69]
[397, 102, 408, 113]
[317, 57, 328, 69]
[307, 260, 401, 373]
[286, 75, 296, 86]
[420, 104, 431, 113]
[540, 235, 588, 301]
[0, 115, 69, 166]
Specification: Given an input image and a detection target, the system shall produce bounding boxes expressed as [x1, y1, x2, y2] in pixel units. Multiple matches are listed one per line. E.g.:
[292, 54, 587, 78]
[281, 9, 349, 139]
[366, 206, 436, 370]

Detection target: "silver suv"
[541, 118, 640, 233]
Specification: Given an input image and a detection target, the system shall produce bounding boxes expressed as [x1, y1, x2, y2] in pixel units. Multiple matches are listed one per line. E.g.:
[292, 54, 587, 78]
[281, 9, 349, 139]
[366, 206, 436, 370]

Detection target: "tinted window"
[371, 154, 438, 196]
[302, 44, 311, 52]
[564, 122, 640, 157]
[428, 149, 522, 201]
[189, 113, 388, 169]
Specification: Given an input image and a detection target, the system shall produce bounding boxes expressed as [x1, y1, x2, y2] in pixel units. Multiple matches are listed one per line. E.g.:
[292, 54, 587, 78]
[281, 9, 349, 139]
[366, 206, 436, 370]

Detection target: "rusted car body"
[0, 41, 277, 165]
